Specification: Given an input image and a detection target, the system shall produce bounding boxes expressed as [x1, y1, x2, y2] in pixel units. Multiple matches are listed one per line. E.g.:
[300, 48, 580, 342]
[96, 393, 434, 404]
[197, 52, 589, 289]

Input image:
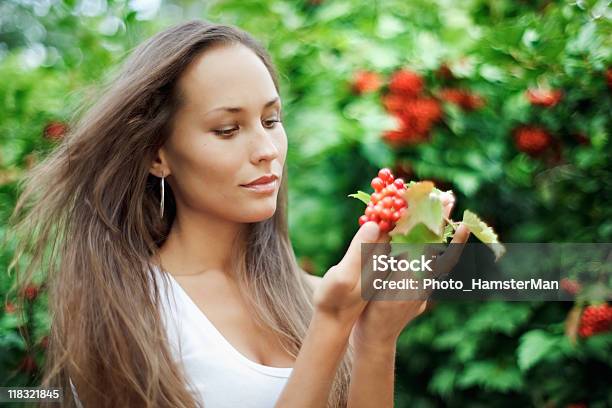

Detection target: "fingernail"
[362, 221, 380, 241]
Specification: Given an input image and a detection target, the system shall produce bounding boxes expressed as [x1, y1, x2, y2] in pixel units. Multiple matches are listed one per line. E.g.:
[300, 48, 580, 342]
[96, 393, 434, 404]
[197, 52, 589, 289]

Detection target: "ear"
[149, 147, 171, 178]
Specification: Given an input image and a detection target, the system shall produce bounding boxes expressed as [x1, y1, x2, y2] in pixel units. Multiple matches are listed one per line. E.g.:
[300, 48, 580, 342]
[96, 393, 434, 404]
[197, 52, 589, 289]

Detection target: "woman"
[9, 20, 470, 407]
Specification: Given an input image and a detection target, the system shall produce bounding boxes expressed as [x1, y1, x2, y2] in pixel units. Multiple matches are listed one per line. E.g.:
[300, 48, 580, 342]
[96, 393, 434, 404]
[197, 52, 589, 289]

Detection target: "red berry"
[371, 177, 385, 192]
[440, 88, 485, 111]
[379, 221, 391, 232]
[393, 178, 405, 189]
[352, 70, 382, 95]
[371, 192, 383, 204]
[378, 168, 394, 184]
[384, 184, 397, 196]
[393, 198, 405, 209]
[380, 208, 393, 221]
[388, 69, 424, 97]
[525, 88, 563, 108]
[43, 121, 68, 141]
[560, 278, 581, 295]
[23, 285, 39, 301]
[382, 197, 394, 208]
[5, 302, 16, 314]
[358, 215, 368, 226]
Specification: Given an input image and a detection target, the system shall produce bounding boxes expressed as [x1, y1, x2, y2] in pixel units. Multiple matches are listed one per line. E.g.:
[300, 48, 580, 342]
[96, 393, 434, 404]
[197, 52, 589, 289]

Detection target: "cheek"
[276, 130, 288, 165]
[170, 135, 245, 210]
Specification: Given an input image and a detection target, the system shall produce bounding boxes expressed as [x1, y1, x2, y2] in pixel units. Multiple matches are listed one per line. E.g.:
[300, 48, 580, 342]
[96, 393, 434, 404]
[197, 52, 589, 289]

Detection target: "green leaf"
[347, 190, 370, 205]
[391, 224, 446, 246]
[428, 367, 457, 397]
[443, 223, 455, 241]
[517, 330, 560, 371]
[391, 181, 444, 238]
[457, 361, 524, 392]
[465, 303, 532, 336]
[461, 210, 506, 261]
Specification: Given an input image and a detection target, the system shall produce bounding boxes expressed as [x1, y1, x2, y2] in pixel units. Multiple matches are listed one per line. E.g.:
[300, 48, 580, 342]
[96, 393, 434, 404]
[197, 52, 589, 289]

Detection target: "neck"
[157, 207, 247, 277]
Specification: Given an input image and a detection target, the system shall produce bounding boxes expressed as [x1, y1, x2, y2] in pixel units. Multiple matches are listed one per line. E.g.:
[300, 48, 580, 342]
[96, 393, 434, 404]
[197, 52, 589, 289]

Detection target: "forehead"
[177, 43, 279, 112]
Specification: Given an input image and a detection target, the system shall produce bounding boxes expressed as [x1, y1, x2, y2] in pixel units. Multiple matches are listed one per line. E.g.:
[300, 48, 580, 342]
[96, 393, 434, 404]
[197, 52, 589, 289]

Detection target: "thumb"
[337, 221, 381, 275]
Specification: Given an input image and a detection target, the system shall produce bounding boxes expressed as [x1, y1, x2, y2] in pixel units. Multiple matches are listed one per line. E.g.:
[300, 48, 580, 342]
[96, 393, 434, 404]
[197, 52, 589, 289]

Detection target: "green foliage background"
[1, 0, 610, 406]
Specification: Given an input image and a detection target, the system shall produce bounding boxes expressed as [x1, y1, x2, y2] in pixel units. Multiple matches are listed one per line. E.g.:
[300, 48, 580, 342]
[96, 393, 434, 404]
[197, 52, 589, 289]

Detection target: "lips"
[241, 174, 278, 187]
[240, 174, 279, 194]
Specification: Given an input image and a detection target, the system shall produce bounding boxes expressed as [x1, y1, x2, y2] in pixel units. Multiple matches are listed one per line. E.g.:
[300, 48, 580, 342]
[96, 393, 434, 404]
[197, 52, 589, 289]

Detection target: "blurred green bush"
[1, 0, 610, 406]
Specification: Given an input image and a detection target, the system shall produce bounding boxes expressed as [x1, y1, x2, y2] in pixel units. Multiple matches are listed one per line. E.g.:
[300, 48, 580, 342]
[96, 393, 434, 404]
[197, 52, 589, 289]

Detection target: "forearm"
[347, 338, 397, 408]
[275, 311, 353, 408]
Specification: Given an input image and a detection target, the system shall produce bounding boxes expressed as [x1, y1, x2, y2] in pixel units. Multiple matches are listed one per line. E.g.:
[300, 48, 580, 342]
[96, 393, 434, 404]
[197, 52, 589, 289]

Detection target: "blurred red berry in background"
[578, 304, 612, 338]
[513, 125, 553, 156]
[23, 284, 39, 301]
[43, 121, 68, 141]
[526, 88, 563, 107]
[389, 69, 424, 97]
[351, 70, 382, 94]
[440, 88, 486, 111]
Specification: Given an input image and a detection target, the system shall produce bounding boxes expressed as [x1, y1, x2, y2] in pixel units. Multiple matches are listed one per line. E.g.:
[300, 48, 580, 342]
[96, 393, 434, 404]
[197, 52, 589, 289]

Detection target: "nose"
[249, 123, 279, 164]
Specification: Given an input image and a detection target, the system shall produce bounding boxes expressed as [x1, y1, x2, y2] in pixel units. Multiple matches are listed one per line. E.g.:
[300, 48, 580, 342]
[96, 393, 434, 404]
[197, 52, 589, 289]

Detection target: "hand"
[350, 193, 471, 348]
[313, 221, 384, 330]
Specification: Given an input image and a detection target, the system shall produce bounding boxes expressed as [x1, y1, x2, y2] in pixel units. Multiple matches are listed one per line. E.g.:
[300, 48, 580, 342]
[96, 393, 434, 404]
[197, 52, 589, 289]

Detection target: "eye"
[263, 117, 283, 129]
[213, 126, 239, 137]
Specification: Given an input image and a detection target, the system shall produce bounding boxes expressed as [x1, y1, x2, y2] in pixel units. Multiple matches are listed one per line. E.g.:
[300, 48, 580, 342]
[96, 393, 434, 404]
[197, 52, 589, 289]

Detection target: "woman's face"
[155, 43, 287, 223]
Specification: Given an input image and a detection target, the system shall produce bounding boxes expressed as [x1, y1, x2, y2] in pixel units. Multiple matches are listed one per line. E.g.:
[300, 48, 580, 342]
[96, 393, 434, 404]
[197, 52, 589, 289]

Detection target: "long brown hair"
[7, 19, 353, 407]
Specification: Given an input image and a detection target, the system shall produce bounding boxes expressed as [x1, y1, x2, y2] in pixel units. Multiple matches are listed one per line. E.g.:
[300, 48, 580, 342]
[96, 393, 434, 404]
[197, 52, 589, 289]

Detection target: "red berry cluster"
[578, 304, 612, 338]
[358, 168, 408, 233]
[440, 88, 485, 111]
[381, 69, 442, 146]
[512, 125, 553, 156]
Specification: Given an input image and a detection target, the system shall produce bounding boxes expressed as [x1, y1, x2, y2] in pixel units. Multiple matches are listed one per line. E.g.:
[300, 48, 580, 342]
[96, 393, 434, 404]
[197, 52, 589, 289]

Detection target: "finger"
[338, 221, 380, 290]
[434, 223, 471, 278]
[387, 246, 433, 302]
[440, 191, 455, 218]
[443, 202, 453, 219]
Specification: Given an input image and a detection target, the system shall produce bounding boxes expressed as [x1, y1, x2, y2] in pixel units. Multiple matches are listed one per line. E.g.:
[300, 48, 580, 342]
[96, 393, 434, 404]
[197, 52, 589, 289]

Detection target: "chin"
[239, 204, 277, 223]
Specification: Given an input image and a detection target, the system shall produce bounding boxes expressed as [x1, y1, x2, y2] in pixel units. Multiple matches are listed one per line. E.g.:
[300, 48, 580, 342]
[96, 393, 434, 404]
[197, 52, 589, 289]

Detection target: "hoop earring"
[160, 171, 165, 219]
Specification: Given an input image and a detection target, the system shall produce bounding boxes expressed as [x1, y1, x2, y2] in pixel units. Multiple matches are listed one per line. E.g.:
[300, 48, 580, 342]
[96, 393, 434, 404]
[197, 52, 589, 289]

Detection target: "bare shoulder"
[302, 270, 323, 291]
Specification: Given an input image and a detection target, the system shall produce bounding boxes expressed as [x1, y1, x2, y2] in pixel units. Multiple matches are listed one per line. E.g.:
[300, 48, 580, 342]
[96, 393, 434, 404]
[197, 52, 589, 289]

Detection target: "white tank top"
[154, 265, 294, 407]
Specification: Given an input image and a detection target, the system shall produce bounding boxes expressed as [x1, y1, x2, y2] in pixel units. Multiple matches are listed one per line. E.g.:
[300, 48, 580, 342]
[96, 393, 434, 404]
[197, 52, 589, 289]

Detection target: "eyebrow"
[204, 96, 281, 115]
